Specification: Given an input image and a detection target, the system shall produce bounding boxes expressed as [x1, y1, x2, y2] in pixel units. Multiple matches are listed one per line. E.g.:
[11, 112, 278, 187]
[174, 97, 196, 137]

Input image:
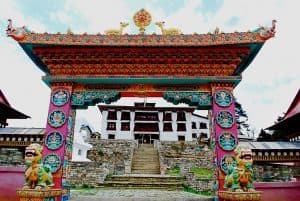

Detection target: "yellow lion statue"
[224, 146, 255, 192]
[23, 143, 53, 189]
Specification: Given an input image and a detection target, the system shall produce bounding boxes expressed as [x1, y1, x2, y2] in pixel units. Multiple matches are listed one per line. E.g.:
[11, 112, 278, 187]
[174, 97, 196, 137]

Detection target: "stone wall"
[157, 141, 214, 191]
[68, 140, 137, 187]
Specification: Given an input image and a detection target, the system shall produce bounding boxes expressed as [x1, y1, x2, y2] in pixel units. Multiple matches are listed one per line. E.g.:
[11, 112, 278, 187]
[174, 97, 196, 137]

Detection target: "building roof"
[267, 89, 300, 130]
[0, 90, 30, 119]
[7, 17, 275, 89]
[0, 127, 45, 135]
[239, 141, 300, 150]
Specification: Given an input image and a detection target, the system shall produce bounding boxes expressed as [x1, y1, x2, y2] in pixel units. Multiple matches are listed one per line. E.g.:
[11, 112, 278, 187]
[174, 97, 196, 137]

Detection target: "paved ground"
[70, 189, 213, 201]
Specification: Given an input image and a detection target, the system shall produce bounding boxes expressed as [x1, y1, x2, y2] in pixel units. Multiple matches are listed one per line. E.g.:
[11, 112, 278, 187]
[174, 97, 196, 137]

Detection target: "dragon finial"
[6, 19, 31, 41]
[257, 19, 277, 40]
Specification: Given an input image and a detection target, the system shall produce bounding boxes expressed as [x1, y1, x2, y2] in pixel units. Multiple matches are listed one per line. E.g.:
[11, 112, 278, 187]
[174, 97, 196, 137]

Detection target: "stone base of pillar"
[217, 191, 262, 201]
[16, 189, 63, 201]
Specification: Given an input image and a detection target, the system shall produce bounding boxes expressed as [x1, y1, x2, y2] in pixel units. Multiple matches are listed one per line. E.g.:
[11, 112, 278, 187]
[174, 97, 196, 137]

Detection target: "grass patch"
[190, 167, 213, 179]
[166, 165, 181, 176]
[183, 185, 213, 196]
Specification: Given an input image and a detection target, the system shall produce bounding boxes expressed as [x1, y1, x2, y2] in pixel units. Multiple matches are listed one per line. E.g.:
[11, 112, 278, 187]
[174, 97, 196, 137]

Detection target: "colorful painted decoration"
[43, 154, 61, 173]
[218, 132, 237, 151]
[45, 131, 64, 150]
[71, 91, 120, 109]
[51, 89, 69, 106]
[48, 110, 66, 128]
[216, 111, 234, 128]
[220, 155, 236, 174]
[163, 92, 212, 109]
[133, 9, 152, 34]
[214, 90, 232, 107]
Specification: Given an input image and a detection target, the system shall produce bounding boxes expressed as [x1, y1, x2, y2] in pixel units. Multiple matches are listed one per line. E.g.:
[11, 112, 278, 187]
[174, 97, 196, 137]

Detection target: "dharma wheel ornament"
[133, 9, 152, 34]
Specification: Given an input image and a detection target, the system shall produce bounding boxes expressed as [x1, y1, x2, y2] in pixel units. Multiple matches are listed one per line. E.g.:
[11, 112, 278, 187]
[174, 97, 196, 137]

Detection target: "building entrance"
[135, 134, 159, 144]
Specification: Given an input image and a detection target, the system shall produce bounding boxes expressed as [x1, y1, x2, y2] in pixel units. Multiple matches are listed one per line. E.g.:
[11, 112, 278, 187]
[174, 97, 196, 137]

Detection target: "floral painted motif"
[45, 131, 64, 150]
[48, 110, 66, 128]
[51, 89, 69, 106]
[163, 92, 212, 109]
[214, 90, 232, 107]
[220, 155, 236, 174]
[43, 154, 61, 173]
[71, 91, 120, 109]
[218, 132, 237, 151]
[216, 111, 234, 128]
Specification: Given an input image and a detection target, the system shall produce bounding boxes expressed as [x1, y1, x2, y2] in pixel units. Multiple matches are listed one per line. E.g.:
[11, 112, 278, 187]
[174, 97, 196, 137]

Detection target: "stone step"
[131, 170, 160, 174]
[103, 181, 183, 190]
[107, 175, 185, 183]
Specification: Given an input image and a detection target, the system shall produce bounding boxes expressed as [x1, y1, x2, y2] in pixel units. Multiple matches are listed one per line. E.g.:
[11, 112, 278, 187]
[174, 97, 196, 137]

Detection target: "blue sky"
[0, 0, 299, 136]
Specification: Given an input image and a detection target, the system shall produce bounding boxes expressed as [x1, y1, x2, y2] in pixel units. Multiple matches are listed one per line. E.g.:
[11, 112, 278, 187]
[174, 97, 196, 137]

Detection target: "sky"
[0, 0, 299, 137]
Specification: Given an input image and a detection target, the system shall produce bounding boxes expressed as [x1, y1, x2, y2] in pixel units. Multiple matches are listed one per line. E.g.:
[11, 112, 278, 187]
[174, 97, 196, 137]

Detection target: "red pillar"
[42, 83, 73, 190]
[211, 83, 239, 191]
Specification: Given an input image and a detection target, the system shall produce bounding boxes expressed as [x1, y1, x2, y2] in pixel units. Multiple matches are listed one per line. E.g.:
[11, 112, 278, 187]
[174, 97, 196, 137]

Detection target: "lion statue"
[23, 143, 53, 189]
[224, 146, 255, 192]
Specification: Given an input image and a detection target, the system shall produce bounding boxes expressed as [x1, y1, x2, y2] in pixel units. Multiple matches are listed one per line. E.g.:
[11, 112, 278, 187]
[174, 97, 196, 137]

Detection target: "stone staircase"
[103, 144, 186, 190]
[104, 174, 185, 190]
[131, 144, 160, 174]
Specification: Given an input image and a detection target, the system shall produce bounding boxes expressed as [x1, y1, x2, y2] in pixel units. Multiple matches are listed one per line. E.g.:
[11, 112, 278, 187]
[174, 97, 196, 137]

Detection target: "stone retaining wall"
[68, 140, 137, 187]
[157, 141, 214, 191]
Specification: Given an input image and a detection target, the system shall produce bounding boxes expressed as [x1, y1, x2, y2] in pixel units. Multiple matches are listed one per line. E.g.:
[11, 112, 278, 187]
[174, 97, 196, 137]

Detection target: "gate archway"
[7, 9, 275, 199]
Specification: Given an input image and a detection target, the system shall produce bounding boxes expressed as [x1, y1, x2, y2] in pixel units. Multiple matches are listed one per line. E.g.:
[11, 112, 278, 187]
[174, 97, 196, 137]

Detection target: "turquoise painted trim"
[71, 91, 120, 109]
[163, 92, 212, 110]
[42, 76, 241, 87]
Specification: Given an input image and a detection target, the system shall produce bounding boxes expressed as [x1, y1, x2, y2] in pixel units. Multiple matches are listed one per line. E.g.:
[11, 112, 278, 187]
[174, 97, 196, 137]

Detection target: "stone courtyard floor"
[70, 189, 213, 201]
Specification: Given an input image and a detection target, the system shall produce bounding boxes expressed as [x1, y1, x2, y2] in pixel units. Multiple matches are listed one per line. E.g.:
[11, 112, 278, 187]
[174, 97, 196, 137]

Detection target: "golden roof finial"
[133, 9, 152, 34]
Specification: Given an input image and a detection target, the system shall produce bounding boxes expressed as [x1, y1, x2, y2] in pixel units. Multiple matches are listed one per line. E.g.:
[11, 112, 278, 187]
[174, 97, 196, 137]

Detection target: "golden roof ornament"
[133, 9, 152, 34]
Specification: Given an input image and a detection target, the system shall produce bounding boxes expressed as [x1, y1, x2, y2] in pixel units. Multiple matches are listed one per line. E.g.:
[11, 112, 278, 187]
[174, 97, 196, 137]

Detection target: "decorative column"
[62, 108, 76, 201]
[42, 83, 73, 191]
[211, 83, 238, 192]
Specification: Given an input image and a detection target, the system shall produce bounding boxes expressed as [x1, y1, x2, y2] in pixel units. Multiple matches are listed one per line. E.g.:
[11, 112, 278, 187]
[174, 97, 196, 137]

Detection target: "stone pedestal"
[217, 191, 262, 201]
[16, 189, 62, 201]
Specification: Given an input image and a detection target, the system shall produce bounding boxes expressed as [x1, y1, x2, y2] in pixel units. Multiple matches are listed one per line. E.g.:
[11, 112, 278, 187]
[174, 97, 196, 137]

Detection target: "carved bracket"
[71, 91, 120, 109]
[163, 92, 212, 109]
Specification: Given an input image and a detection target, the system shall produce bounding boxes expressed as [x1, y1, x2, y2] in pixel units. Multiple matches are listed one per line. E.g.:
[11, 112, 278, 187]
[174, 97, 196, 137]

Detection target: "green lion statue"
[23, 143, 54, 189]
[224, 146, 255, 192]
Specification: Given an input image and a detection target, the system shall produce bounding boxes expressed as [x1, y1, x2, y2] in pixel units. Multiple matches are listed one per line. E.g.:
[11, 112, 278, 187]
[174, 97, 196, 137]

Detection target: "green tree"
[234, 98, 253, 137]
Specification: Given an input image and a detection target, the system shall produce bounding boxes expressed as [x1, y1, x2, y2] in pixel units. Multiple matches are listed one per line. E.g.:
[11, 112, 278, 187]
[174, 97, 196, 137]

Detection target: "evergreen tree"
[234, 98, 252, 136]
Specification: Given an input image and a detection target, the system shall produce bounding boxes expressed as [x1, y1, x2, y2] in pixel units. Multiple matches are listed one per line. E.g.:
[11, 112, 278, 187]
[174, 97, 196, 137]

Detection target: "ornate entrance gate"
[7, 9, 275, 200]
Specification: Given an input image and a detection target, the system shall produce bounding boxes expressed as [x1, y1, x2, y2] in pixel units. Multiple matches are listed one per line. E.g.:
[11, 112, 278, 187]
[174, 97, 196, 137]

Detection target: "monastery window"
[177, 123, 186, 131]
[107, 111, 117, 120]
[108, 134, 115, 139]
[200, 122, 207, 129]
[163, 123, 173, 132]
[121, 112, 130, 120]
[192, 133, 197, 138]
[78, 149, 82, 156]
[121, 122, 130, 131]
[134, 123, 159, 132]
[163, 113, 172, 121]
[107, 122, 116, 130]
[177, 112, 186, 121]
[135, 112, 158, 121]
[192, 122, 197, 129]
[178, 136, 185, 141]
